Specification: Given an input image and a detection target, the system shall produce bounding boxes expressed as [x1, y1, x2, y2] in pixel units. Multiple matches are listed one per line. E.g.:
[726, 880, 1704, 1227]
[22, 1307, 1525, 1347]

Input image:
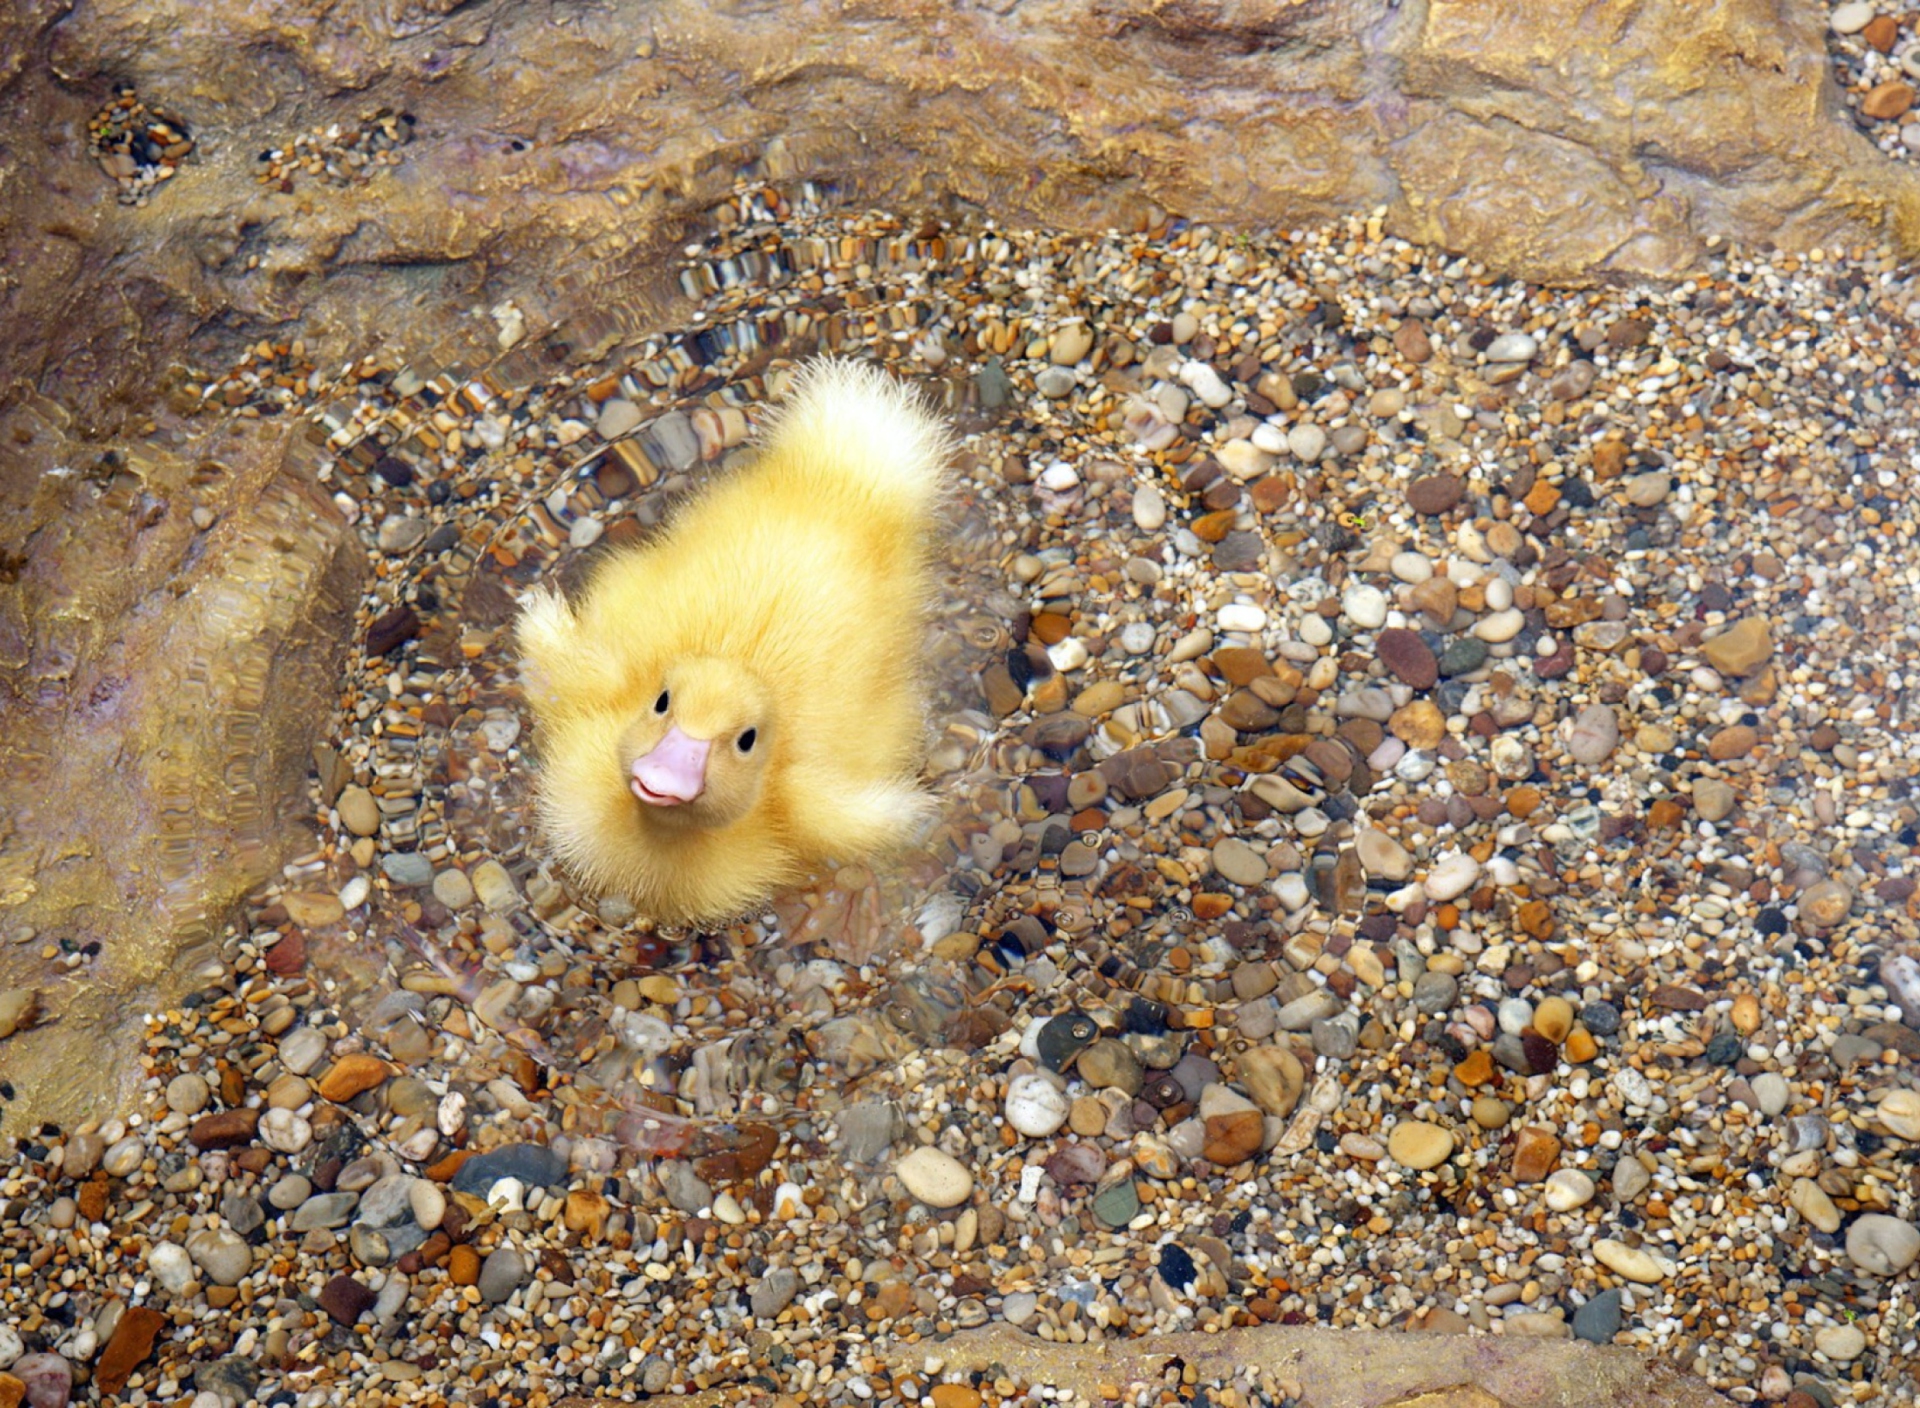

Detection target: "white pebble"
[1179, 361, 1233, 408]
[259, 1108, 313, 1154]
[895, 1147, 973, 1208]
[1484, 332, 1538, 363]
[1250, 422, 1288, 454]
[1038, 461, 1079, 491]
[1877, 1088, 1920, 1140]
[1390, 551, 1434, 584]
[1217, 604, 1267, 633]
[1217, 438, 1271, 481]
[1004, 1072, 1070, 1137]
[1342, 584, 1388, 630]
[1815, 1323, 1868, 1362]
[1832, 2, 1876, 35]
[337, 875, 370, 910]
[1131, 484, 1166, 531]
[1423, 852, 1482, 902]
[1298, 614, 1332, 647]
[1286, 424, 1327, 462]
[148, 1241, 194, 1293]
[1046, 637, 1089, 672]
[1473, 608, 1525, 643]
[1544, 1169, 1596, 1212]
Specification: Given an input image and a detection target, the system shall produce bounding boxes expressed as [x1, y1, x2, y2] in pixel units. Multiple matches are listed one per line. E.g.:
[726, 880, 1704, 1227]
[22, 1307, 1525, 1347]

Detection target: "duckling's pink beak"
[631, 726, 709, 806]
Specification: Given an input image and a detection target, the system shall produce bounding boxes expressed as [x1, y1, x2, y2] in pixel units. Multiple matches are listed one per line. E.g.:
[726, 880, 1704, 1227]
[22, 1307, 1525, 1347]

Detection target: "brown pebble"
[1650, 984, 1708, 1012]
[1864, 14, 1901, 51]
[1454, 1050, 1494, 1087]
[1512, 1125, 1561, 1182]
[77, 1173, 109, 1223]
[1203, 1110, 1265, 1166]
[1408, 576, 1458, 626]
[94, 1305, 168, 1396]
[319, 1273, 377, 1325]
[1374, 628, 1438, 689]
[1863, 80, 1916, 120]
[1394, 320, 1432, 363]
[448, 1244, 482, 1285]
[188, 1109, 260, 1150]
[1212, 647, 1272, 686]
[1406, 473, 1464, 515]
[1707, 724, 1759, 760]
[317, 1053, 394, 1103]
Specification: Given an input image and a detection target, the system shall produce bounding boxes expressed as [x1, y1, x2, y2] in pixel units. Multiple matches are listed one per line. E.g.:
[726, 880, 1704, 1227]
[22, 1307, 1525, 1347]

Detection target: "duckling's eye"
[653, 690, 670, 715]
[736, 728, 757, 754]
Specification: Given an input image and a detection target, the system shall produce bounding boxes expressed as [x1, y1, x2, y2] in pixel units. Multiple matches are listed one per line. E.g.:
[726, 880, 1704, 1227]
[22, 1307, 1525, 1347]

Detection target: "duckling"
[516, 359, 952, 925]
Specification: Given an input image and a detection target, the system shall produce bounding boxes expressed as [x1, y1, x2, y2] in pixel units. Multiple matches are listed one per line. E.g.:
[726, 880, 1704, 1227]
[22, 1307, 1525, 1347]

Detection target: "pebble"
[1286, 423, 1327, 462]
[1373, 628, 1437, 688]
[1847, 1214, 1920, 1276]
[895, 1148, 974, 1208]
[1832, 2, 1875, 35]
[1422, 852, 1481, 902]
[478, 1247, 530, 1303]
[432, 868, 474, 908]
[1544, 1169, 1596, 1211]
[336, 785, 380, 836]
[596, 398, 643, 439]
[1483, 332, 1537, 362]
[1814, 1323, 1867, 1362]
[1751, 1072, 1790, 1117]
[186, 1228, 251, 1286]
[1565, 704, 1620, 764]
[1211, 837, 1269, 887]
[1341, 584, 1387, 629]
[1005, 1072, 1070, 1136]
[1594, 1239, 1672, 1283]
[1131, 483, 1165, 531]
[148, 1241, 193, 1293]
[1386, 1120, 1453, 1170]
[165, 1072, 210, 1115]
[1571, 1288, 1624, 1344]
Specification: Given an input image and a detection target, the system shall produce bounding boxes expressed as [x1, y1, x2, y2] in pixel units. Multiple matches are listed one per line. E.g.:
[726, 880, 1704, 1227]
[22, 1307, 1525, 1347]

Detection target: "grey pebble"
[379, 852, 435, 887]
[186, 1227, 252, 1285]
[658, 1160, 712, 1213]
[289, 1192, 360, 1231]
[1572, 1287, 1624, 1343]
[751, 1267, 800, 1319]
[450, 1142, 568, 1193]
[478, 1246, 530, 1303]
[835, 1100, 900, 1164]
[1412, 971, 1458, 1015]
[220, 1192, 265, 1236]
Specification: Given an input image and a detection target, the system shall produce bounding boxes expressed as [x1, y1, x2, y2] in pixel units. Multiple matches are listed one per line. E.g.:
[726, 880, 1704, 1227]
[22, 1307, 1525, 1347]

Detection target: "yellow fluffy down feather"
[516, 359, 951, 925]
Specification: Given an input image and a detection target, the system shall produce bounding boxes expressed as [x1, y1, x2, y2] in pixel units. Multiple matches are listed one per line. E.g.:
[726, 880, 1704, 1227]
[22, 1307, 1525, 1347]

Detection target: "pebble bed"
[5, 186, 1920, 1408]
[1830, 3, 1920, 153]
[87, 86, 194, 207]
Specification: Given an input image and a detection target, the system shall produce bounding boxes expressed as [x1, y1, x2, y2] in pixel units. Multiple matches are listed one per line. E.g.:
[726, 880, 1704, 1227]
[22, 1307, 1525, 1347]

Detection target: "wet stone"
[451, 1142, 568, 1193]
[1035, 1012, 1099, 1071]
[319, 1274, 377, 1325]
[1406, 473, 1465, 515]
[1572, 1288, 1624, 1344]
[1374, 628, 1438, 688]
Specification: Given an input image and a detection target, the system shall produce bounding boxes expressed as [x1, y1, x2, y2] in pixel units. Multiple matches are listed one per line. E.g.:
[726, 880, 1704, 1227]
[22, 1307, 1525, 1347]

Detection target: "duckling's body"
[516, 360, 950, 925]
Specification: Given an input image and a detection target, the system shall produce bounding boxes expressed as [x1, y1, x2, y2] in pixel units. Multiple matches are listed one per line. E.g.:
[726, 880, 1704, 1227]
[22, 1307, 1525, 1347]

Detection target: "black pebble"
[1157, 1243, 1196, 1293]
[1581, 1001, 1622, 1037]
[365, 605, 421, 657]
[373, 454, 414, 488]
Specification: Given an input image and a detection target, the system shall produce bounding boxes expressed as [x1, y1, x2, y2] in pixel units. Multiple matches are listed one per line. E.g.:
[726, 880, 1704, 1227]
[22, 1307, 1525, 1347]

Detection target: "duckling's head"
[619, 656, 772, 829]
